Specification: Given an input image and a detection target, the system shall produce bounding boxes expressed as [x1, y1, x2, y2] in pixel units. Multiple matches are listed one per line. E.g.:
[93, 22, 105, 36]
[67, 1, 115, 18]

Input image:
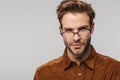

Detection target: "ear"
[59, 26, 63, 35]
[91, 22, 95, 34]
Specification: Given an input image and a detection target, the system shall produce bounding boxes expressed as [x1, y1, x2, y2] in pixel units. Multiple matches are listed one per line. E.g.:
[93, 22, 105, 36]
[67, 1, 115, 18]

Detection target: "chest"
[47, 64, 112, 80]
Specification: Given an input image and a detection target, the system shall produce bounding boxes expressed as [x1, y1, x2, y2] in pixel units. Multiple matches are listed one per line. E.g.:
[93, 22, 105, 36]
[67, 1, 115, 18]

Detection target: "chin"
[71, 47, 85, 56]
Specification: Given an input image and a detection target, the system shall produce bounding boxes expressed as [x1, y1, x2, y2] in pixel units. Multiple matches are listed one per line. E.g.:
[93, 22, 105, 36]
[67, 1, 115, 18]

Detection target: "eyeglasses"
[61, 27, 91, 37]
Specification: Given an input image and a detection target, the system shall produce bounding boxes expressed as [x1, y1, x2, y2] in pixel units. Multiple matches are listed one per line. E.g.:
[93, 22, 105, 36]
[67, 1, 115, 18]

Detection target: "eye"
[78, 27, 87, 31]
[65, 28, 73, 32]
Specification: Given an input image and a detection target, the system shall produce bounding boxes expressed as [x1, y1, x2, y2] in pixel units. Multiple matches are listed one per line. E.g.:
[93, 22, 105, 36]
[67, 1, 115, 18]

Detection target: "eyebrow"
[79, 25, 89, 28]
[63, 25, 89, 29]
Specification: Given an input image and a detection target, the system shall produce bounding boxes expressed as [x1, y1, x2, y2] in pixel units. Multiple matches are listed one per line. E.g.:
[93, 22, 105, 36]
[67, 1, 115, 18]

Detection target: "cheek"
[81, 33, 91, 40]
[63, 36, 72, 43]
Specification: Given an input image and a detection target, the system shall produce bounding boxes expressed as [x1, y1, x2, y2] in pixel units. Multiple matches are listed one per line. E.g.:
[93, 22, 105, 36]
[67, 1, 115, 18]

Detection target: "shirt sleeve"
[110, 62, 120, 80]
[34, 69, 41, 80]
[33, 66, 53, 80]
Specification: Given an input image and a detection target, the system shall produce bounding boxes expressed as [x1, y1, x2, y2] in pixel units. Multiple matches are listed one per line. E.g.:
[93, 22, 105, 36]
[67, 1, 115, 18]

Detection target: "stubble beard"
[64, 37, 91, 59]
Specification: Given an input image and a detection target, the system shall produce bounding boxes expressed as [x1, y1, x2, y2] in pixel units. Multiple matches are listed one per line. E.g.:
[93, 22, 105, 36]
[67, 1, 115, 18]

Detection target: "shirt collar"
[61, 47, 72, 70]
[84, 45, 97, 70]
[61, 45, 97, 70]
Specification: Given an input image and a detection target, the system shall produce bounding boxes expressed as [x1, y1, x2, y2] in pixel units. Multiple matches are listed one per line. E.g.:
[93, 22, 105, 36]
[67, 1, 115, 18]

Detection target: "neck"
[67, 45, 91, 66]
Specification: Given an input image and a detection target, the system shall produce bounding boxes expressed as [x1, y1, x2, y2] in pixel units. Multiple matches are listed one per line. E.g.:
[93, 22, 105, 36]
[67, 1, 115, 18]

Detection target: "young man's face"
[60, 12, 94, 58]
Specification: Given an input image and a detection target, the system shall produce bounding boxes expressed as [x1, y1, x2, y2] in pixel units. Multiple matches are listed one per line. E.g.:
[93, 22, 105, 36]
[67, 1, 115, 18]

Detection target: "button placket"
[78, 72, 82, 76]
[77, 66, 82, 77]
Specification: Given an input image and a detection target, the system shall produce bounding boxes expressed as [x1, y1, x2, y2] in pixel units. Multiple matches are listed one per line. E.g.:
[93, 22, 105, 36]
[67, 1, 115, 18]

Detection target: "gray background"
[0, 0, 120, 80]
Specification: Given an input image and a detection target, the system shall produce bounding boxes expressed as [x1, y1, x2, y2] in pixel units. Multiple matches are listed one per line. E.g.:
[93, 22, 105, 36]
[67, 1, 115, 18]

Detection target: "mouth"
[71, 43, 82, 49]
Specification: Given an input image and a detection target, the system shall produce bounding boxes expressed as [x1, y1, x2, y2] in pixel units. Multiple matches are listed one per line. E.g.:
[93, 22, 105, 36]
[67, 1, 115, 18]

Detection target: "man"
[34, 0, 120, 80]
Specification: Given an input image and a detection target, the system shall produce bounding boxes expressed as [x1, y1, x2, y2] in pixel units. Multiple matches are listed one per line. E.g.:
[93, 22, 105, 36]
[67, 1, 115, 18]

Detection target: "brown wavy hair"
[57, 0, 95, 27]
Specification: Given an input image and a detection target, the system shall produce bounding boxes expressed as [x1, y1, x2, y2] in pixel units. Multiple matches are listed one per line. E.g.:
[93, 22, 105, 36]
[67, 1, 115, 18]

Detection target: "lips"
[71, 43, 82, 49]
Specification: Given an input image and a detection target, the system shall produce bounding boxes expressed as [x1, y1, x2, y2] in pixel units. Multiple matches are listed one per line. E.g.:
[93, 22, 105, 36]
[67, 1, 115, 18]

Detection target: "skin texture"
[60, 12, 94, 64]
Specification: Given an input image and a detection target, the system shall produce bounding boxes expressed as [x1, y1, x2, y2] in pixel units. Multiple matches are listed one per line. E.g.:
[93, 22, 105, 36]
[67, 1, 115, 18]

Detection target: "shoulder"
[36, 56, 63, 72]
[97, 52, 119, 62]
[96, 52, 120, 68]
[34, 56, 63, 79]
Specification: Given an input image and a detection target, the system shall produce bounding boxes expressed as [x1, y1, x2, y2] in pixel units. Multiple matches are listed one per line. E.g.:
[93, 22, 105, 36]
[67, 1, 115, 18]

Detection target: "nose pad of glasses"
[73, 33, 80, 41]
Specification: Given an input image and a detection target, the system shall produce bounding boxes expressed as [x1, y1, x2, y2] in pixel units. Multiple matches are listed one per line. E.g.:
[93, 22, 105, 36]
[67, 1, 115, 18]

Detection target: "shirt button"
[78, 73, 82, 76]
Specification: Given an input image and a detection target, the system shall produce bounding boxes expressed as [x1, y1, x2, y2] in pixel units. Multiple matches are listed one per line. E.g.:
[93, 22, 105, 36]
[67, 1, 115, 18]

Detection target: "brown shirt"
[34, 46, 120, 80]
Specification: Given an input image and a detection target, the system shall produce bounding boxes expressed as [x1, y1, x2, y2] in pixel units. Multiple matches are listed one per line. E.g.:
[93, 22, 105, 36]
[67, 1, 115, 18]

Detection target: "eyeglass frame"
[61, 27, 91, 36]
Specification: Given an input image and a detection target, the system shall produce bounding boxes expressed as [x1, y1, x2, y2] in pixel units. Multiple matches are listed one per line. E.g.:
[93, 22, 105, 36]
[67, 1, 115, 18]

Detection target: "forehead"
[61, 12, 90, 28]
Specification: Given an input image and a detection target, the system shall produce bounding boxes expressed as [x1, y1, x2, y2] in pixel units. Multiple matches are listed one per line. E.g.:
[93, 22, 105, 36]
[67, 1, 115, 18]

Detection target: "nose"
[73, 33, 80, 41]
